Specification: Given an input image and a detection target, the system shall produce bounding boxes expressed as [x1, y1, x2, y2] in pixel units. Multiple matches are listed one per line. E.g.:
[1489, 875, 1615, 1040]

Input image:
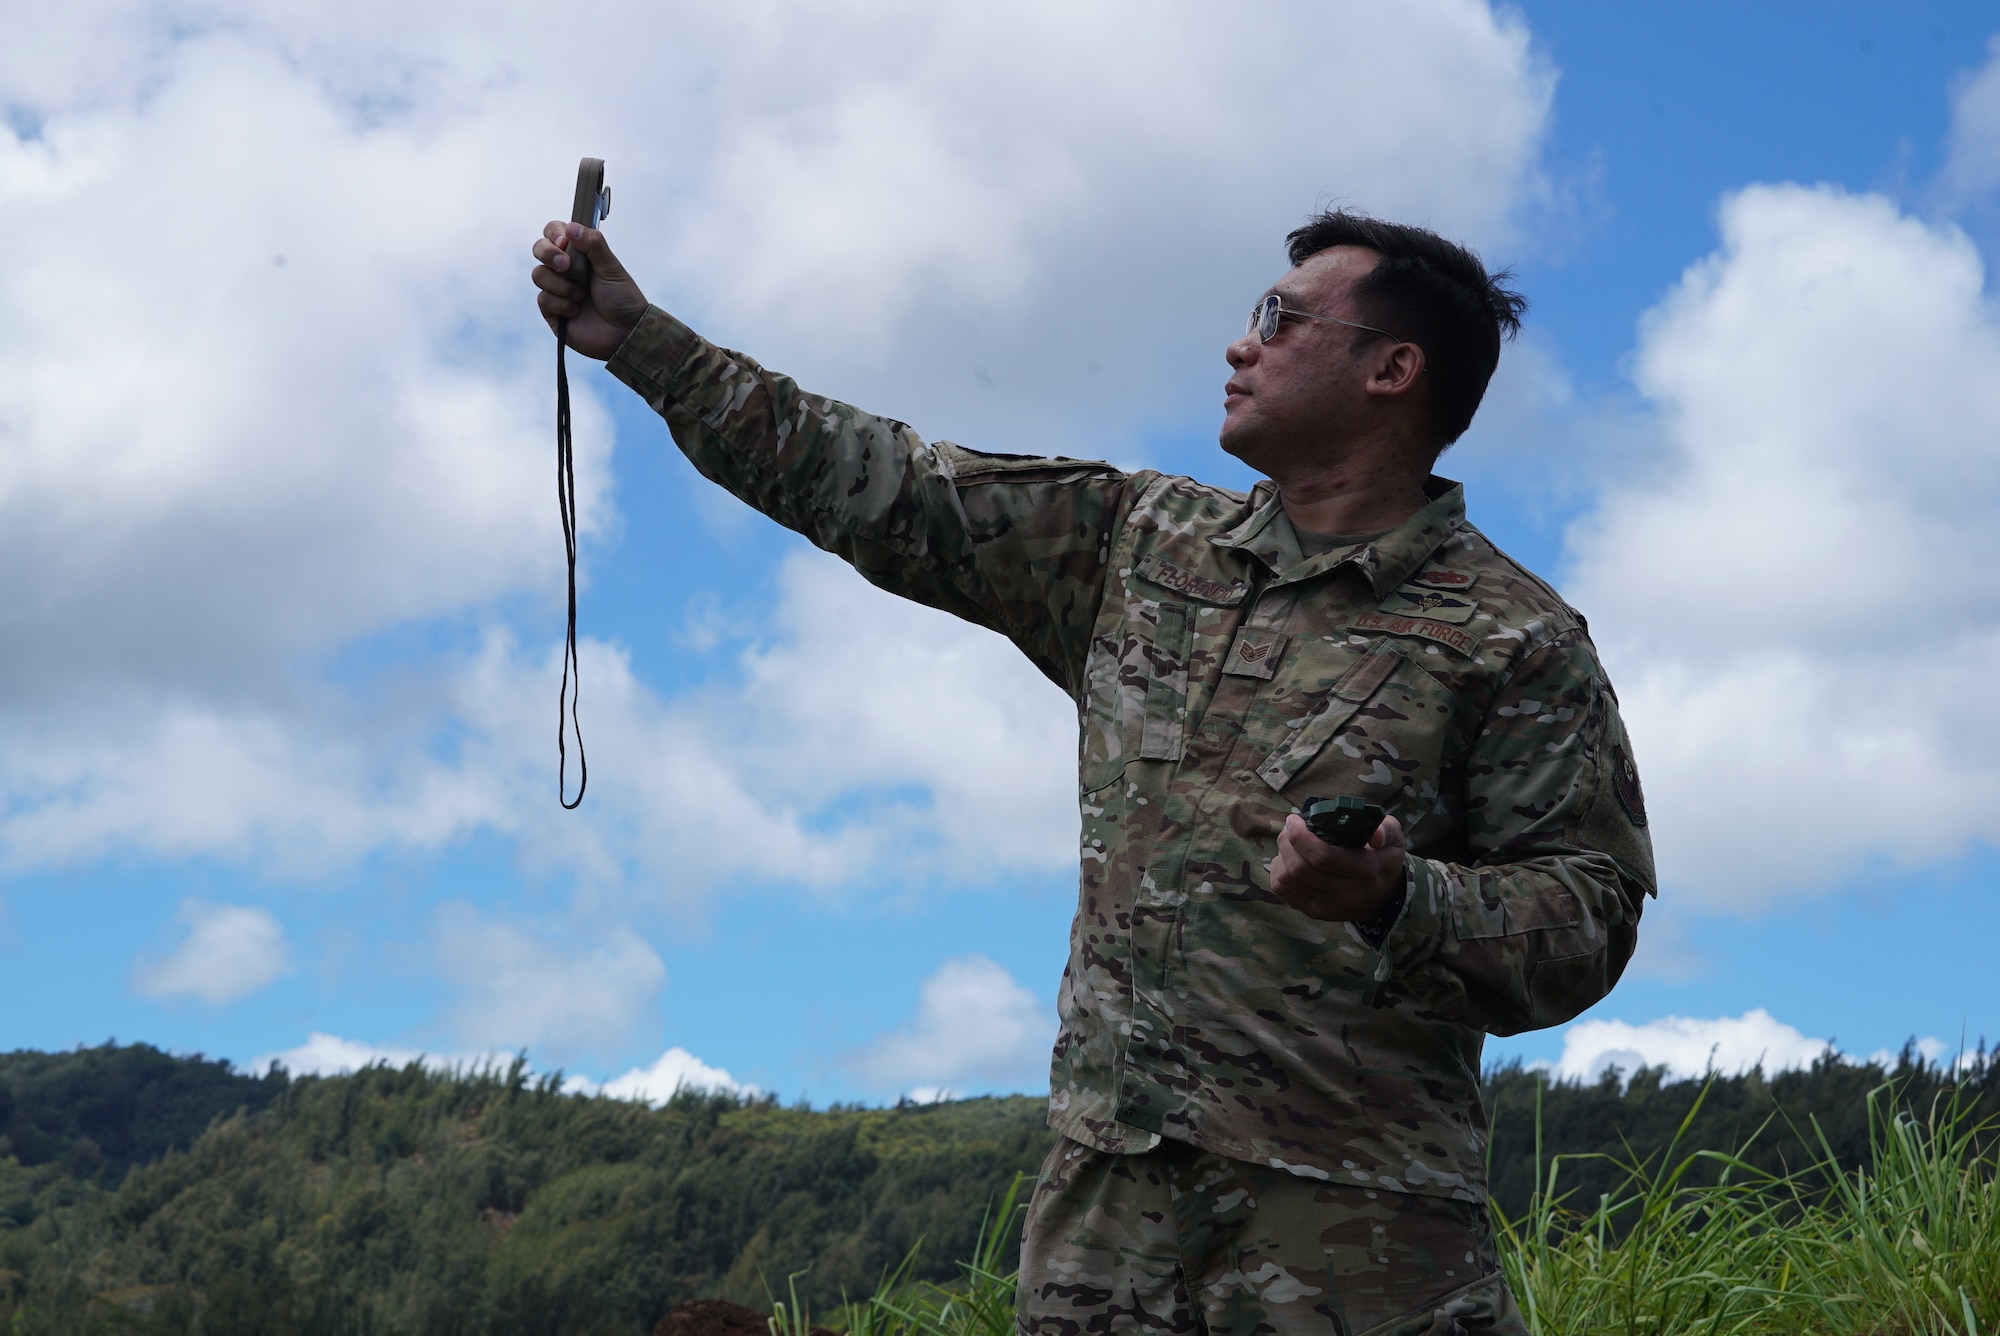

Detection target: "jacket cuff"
[604, 304, 702, 402]
[1369, 855, 1449, 983]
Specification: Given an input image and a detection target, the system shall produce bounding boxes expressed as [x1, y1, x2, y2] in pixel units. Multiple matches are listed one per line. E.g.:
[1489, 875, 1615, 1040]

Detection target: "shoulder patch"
[1133, 553, 1249, 605]
[1409, 569, 1477, 590]
[1611, 744, 1648, 827]
[1351, 611, 1479, 657]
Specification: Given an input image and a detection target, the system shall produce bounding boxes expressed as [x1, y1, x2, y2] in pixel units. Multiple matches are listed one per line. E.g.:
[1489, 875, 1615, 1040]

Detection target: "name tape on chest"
[1351, 611, 1479, 656]
[1132, 553, 1248, 605]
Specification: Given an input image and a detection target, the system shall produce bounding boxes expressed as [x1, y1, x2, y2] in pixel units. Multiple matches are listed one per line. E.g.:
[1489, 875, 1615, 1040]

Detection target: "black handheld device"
[565, 157, 610, 286]
[1300, 796, 1387, 849]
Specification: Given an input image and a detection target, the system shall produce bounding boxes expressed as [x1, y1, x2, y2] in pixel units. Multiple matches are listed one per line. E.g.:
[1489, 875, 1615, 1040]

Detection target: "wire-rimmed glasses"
[1247, 293, 1398, 344]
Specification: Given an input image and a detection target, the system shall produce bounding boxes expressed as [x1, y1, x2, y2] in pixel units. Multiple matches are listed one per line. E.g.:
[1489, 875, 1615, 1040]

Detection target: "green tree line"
[0, 1040, 1992, 1333]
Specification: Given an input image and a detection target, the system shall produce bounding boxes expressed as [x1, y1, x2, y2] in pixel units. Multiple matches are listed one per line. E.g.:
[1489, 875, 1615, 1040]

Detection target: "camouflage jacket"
[607, 306, 1657, 1202]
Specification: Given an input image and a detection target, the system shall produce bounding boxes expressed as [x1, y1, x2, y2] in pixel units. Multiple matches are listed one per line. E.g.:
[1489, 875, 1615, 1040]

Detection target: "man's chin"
[1218, 419, 1246, 456]
[1217, 424, 1261, 468]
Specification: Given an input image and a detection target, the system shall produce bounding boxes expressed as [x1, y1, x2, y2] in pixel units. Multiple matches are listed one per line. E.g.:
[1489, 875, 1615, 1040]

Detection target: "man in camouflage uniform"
[531, 209, 1655, 1336]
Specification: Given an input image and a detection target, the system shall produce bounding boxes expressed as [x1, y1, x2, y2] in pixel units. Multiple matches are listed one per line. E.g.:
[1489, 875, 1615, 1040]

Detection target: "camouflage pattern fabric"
[606, 306, 1656, 1204]
[1017, 1135, 1527, 1336]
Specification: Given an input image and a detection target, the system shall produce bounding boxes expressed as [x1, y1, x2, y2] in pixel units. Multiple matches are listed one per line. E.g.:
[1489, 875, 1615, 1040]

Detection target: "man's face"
[1219, 246, 1384, 475]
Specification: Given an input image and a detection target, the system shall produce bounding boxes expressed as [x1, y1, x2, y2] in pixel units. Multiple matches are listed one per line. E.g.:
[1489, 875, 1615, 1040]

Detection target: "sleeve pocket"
[1453, 886, 1583, 940]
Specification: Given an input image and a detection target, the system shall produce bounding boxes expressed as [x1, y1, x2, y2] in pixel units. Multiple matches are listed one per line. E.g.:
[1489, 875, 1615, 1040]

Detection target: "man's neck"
[1274, 458, 1432, 536]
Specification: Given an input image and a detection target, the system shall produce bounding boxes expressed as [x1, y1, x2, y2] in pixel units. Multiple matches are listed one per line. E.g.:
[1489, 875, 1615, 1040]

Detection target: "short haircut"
[1285, 209, 1526, 449]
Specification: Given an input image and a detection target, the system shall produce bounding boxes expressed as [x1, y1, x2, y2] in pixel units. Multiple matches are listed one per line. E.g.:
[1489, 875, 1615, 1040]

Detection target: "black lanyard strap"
[555, 316, 586, 809]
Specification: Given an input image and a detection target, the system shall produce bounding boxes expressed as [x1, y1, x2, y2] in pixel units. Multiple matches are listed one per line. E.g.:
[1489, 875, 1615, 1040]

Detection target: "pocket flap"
[1256, 641, 1403, 792]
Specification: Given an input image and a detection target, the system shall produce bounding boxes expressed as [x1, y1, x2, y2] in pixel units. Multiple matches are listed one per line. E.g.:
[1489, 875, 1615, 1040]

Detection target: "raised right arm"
[532, 222, 1130, 695]
[610, 305, 1130, 697]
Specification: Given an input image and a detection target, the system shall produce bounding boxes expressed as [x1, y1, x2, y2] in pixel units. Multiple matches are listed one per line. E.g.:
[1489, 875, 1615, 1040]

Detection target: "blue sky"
[2, 0, 1998, 1102]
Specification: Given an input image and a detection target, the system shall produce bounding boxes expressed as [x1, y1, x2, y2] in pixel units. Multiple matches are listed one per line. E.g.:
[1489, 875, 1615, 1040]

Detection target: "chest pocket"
[1079, 556, 1247, 792]
[1080, 598, 1196, 791]
[1139, 604, 1190, 762]
[1256, 640, 1404, 793]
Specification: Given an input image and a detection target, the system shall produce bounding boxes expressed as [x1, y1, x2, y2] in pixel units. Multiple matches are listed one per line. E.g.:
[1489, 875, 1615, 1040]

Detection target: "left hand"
[1269, 813, 1407, 922]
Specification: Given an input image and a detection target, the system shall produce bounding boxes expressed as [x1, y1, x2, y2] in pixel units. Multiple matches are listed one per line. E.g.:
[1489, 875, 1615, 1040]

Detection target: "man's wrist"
[1353, 876, 1408, 946]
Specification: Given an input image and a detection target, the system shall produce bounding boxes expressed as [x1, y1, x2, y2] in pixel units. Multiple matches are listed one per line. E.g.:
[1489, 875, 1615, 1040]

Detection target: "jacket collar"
[1209, 475, 1466, 598]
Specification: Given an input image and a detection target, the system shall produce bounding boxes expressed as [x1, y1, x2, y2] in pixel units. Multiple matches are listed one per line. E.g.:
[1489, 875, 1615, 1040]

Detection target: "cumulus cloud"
[0, 0, 1557, 894]
[254, 1032, 437, 1077]
[570, 1047, 753, 1103]
[434, 905, 666, 1062]
[1565, 184, 2000, 905]
[1940, 36, 2000, 212]
[251, 1031, 751, 1095]
[132, 899, 289, 1004]
[388, 552, 1075, 902]
[728, 549, 1079, 877]
[1549, 1009, 1834, 1084]
[845, 955, 1054, 1099]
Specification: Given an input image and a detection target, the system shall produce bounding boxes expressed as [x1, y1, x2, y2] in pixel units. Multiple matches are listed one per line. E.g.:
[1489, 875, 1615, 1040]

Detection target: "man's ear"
[1365, 341, 1425, 399]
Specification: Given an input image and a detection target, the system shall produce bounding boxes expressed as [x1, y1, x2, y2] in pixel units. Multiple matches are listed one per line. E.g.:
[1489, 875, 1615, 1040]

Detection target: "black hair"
[1284, 209, 1526, 449]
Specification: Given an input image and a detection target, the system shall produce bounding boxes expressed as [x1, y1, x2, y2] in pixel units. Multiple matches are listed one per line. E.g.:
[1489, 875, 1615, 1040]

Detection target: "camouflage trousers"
[1015, 1137, 1526, 1336]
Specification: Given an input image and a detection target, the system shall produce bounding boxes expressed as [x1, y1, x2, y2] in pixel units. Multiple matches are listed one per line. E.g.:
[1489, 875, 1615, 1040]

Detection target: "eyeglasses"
[1246, 293, 1398, 345]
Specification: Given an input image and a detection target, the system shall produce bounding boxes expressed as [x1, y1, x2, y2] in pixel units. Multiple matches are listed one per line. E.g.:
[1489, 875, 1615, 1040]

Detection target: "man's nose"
[1226, 333, 1257, 368]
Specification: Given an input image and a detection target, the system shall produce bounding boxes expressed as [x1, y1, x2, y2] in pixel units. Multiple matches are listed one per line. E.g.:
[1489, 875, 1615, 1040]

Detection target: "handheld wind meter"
[565, 157, 611, 285]
[1301, 796, 1386, 849]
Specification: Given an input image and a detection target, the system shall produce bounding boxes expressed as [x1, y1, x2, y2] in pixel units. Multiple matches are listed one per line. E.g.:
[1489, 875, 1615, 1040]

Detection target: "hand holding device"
[531, 163, 647, 361]
[1300, 795, 1387, 849]
[1270, 796, 1404, 923]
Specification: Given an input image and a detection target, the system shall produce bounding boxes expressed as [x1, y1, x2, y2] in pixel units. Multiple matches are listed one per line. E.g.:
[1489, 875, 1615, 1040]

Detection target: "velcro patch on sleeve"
[1133, 553, 1249, 606]
[1612, 744, 1648, 827]
[1351, 611, 1479, 656]
[1409, 569, 1477, 590]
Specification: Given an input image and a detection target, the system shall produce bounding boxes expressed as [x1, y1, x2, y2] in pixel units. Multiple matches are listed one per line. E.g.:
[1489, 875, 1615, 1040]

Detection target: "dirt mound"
[653, 1298, 839, 1336]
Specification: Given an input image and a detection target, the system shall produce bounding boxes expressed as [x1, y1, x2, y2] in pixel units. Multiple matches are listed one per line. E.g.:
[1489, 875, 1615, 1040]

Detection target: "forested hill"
[0, 1042, 1994, 1334]
[0, 1044, 287, 1184]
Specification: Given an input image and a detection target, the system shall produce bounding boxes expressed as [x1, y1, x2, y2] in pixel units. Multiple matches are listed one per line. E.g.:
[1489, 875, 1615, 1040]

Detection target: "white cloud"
[845, 955, 1053, 1098]
[132, 899, 289, 1004]
[251, 1031, 754, 1095]
[1940, 36, 2000, 210]
[1565, 184, 2000, 905]
[569, 1047, 753, 1103]
[1550, 1009, 1833, 1084]
[729, 549, 1079, 877]
[1865, 1036, 1982, 1073]
[434, 906, 666, 1062]
[0, 0, 1557, 892]
[254, 1032, 434, 1077]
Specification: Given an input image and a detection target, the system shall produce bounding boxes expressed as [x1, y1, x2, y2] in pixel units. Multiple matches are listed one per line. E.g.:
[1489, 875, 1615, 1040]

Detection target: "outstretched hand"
[1268, 812, 1407, 923]
[531, 222, 649, 360]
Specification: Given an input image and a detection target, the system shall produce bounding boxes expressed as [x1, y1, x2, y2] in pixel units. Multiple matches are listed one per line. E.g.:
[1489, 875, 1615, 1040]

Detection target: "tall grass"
[819, 1083, 1997, 1336]
[779, 1174, 1026, 1336]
